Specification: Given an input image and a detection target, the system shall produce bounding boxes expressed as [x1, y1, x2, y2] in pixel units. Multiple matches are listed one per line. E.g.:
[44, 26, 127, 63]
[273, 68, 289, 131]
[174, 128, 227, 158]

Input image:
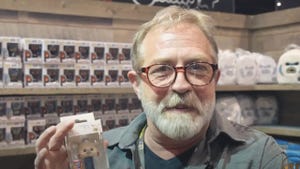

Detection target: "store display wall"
[0, 0, 299, 169]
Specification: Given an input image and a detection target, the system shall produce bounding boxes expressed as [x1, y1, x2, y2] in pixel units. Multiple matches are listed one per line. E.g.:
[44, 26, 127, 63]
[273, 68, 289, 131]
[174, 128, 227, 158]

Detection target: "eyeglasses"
[139, 62, 218, 88]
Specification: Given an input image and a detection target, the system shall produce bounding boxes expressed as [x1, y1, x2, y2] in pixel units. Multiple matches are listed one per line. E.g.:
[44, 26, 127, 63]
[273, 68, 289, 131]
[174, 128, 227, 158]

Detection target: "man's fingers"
[48, 120, 74, 151]
[34, 147, 48, 169]
[35, 126, 56, 152]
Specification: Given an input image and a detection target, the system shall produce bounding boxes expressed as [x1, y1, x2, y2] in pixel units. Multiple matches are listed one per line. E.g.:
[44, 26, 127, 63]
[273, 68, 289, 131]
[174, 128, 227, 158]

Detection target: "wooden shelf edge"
[0, 87, 134, 96]
[217, 84, 300, 92]
[253, 125, 300, 137]
[0, 145, 35, 157]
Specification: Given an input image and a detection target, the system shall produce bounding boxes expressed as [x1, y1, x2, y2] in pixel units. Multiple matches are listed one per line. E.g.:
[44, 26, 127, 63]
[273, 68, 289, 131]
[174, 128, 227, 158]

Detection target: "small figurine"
[76, 138, 99, 169]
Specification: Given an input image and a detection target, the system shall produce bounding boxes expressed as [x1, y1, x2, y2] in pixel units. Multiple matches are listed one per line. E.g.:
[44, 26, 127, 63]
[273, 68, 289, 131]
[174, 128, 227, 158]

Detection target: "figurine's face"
[78, 140, 98, 159]
[277, 49, 300, 83]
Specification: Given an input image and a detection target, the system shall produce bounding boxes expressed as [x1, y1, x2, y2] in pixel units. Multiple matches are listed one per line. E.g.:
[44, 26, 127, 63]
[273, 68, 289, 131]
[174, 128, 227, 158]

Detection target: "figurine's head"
[78, 139, 99, 159]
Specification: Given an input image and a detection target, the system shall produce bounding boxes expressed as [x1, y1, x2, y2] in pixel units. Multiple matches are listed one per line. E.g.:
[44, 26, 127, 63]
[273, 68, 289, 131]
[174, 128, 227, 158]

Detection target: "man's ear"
[128, 70, 141, 100]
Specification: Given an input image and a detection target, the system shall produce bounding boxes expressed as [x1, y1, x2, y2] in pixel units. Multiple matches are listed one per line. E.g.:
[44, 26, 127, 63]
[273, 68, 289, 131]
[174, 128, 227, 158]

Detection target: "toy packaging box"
[60, 63, 76, 87]
[60, 113, 109, 169]
[104, 65, 119, 87]
[91, 42, 105, 65]
[3, 61, 23, 88]
[24, 63, 44, 88]
[57, 95, 75, 117]
[75, 41, 91, 64]
[43, 63, 60, 88]
[61, 40, 76, 63]
[44, 39, 61, 63]
[1, 36, 22, 62]
[6, 118, 26, 146]
[22, 38, 44, 63]
[91, 64, 105, 87]
[26, 118, 46, 144]
[105, 43, 120, 65]
[118, 43, 132, 65]
[75, 63, 91, 87]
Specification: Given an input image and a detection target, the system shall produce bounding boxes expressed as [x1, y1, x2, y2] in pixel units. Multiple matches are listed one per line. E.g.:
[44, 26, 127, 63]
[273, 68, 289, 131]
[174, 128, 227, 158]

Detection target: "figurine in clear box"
[73, 138, 99, 169]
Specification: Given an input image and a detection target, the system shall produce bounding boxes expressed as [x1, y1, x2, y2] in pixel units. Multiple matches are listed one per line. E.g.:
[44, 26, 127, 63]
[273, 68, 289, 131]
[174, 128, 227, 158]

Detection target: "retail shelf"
[0, 145, 35, 157]
[0, 87, 134, 96]
[0, 84, 299, 96]
[216, 84, 300, 92]
[253, 125, 300, 137]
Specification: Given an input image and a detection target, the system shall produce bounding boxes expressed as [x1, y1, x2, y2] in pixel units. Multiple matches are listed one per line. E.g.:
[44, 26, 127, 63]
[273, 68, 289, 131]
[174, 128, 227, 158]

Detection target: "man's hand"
[34, 120, 74, 169]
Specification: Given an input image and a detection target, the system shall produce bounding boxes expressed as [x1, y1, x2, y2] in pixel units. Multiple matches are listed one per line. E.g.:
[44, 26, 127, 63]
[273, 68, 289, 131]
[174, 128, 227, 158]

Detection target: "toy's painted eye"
[83, 149, 87, 152]
[90, 148, 94, 151]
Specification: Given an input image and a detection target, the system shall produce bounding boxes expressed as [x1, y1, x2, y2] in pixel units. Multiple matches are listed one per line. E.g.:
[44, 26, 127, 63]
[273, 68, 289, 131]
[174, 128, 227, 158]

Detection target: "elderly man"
[35, 5, 287, 169]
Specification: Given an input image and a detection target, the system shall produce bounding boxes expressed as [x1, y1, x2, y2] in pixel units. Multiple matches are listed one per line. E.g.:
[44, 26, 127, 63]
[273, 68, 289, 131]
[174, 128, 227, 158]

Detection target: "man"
[35, 6, 287, 169]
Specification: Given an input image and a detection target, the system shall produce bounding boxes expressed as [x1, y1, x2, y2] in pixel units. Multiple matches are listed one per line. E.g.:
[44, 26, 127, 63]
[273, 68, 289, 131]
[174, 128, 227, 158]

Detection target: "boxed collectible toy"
[1, 36, 22, 62]
[105, 43, 120, 65]
[91, 64, 105, 87]
[105, 65, 119, 87]
[74, 95, 90, 114]
[24, 63, 44, 88]
[75, 41, 91, 64]
[3, 60, 23, 88]
[0, 120, 7, 146]
[75, 63, 91, 87]
[22, 38, 44, 63]
[91, 42, 105, 65]
[6, 96, 25, 120]
[61, 40, 76, 63]
[44, 39, 61, 63]
[57, 95, 74, 117]
[26, 118, 46, 144]
[43, 63, 60, 88]
[118, 43, 132, 65]
[60, 63, 76, 87]
[6, 118, 25, 146]
[60, 113, 109, 169]
[119, 64, 131, 87]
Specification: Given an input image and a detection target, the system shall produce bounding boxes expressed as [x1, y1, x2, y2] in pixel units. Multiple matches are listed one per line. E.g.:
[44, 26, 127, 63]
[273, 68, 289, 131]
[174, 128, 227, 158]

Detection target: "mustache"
[163, 93, 198, 108]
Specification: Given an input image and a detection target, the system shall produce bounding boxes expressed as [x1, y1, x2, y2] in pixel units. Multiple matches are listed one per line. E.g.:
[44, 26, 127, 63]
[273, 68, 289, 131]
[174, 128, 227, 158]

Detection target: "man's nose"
[171, 68, 192, 93]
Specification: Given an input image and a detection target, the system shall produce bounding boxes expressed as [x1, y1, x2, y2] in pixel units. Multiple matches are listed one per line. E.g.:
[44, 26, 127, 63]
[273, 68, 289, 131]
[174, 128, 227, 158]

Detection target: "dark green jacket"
[103, 112, 287, 169]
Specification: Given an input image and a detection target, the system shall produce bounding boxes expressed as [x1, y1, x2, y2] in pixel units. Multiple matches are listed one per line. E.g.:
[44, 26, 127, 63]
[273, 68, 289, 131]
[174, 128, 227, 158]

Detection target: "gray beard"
[141, 92, 215, 141]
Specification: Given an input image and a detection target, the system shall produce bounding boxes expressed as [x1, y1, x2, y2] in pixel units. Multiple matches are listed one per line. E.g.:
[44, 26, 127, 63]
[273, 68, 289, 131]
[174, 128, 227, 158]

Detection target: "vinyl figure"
[73, 139, 99, 169]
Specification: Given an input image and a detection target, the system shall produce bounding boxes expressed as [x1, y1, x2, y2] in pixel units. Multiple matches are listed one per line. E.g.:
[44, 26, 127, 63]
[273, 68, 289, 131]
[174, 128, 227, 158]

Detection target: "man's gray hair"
[131, 5, 218, 71]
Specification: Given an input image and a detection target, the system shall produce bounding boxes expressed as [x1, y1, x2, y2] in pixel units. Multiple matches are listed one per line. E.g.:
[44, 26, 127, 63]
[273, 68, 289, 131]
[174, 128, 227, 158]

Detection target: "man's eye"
[150, 65, 173, 74]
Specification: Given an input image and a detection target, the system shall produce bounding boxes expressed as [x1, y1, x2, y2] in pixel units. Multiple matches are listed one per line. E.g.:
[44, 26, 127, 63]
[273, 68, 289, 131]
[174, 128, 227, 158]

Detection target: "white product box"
[57, 95, 74, 117]
[119, 43, 132, 65]
[75, 41, 91, 64]
[75, 63, 91, 87]
[0, 36, 22, 62]
[105, 43, 121, 65]
[3, 61, 23, 88]
[91, 64, 105, 87]
[6, 118, 25, 146]
[24, 63, 44, 88]
[43, 39, 61, 63]
[61, 40, 76, 63]
[91, 41, 105, 65]
[26, 118, 46, 144]
[22, 38, 44, 63]
[105, 65, 119, 87]
[60, 113, 109, 169]
[6, 96, 25, 120]
[60, 63, 76, 87]
[43, 63, 60, 88]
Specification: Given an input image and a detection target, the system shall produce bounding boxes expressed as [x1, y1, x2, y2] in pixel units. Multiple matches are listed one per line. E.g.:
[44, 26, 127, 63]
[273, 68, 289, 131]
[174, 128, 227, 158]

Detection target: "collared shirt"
[103, 112, 287, 169]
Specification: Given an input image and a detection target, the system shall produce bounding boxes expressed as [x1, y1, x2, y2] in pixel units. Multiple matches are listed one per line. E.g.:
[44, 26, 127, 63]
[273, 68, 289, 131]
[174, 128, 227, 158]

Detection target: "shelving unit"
[0, 84, 299, 157]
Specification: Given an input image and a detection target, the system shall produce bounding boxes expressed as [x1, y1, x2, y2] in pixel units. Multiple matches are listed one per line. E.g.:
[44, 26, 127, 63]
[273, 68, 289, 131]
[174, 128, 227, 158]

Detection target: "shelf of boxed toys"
[0, 87, 135, 95]
[0, 84, 299, 96]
